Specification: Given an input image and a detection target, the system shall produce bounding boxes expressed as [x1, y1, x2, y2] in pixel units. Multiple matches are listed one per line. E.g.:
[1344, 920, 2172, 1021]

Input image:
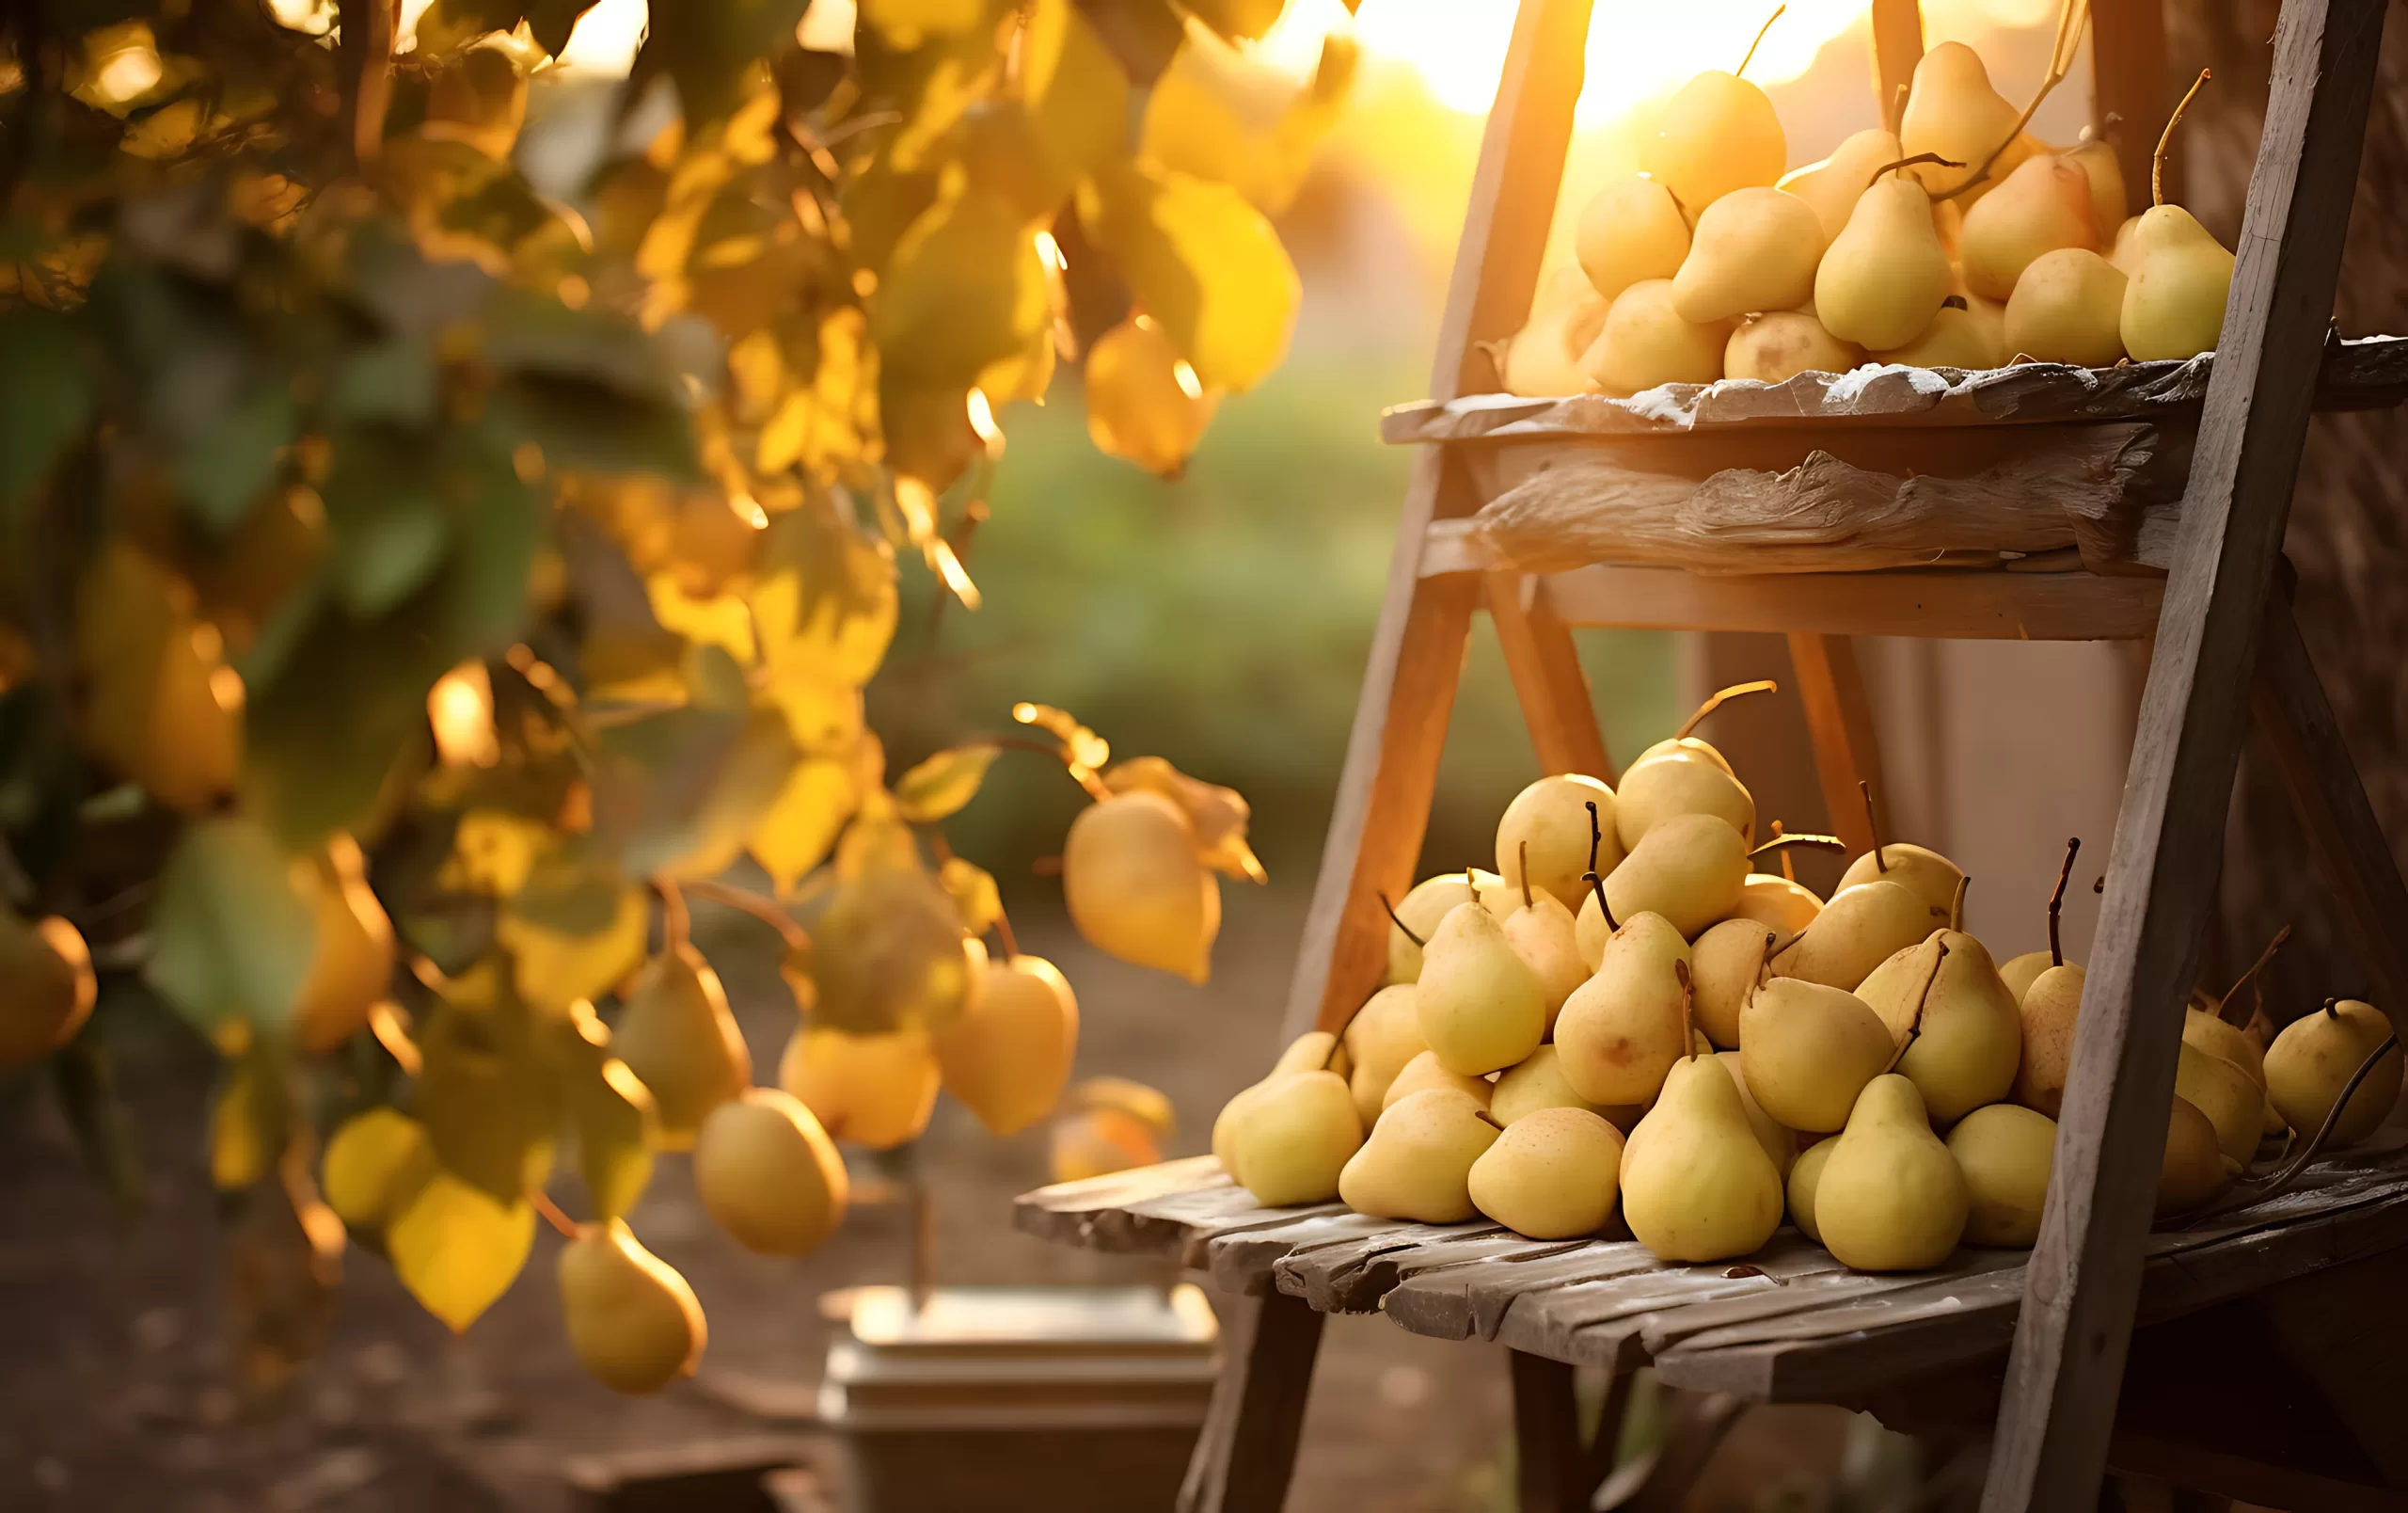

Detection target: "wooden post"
[1509, 1350, 1592, 1513]
[1786, 632, 1889, 856]
[1488, 571, 1611, 779]
[1177, 1291, 1326, 1513]
[1282, 0, 1594, 1039]
[1981, 1, 2387, 1507]
[2089, 0, 2175, 212]
[1869, 0, 1925, 135]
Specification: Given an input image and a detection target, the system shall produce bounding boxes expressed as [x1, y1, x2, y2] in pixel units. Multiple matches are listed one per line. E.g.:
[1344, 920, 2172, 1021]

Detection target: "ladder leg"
[1509, 1350, 1590, 1513]
[1786, 632, 1890, 854]
[1982, 1, 2388, 1506]
[2249, 591, 2408, 1021]
[1179, 1289, 1325, 1513]
[1489, 572, 1610, 779]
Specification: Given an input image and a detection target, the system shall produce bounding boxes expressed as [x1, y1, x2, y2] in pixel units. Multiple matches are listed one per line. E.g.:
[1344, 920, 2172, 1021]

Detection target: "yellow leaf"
[150, 819, 317, 1038]
[1141, 21, 1356, 216]
[892, 742, 1000, 823]
[416, 983, 561, 1202]
[871, 187, 1057, 398]
[751, 756, 859, 894]
[647, 576, 757, 665]
[556, 1003, 658, 1224]
[1103, 756, 1266, 884]
[444, 811, 549, 896]
[751, 502, 897, 690]
[322, 1108, 436, 1230]
[763, 666, 864, 755]
[939, 856, 1003, 936]
[388, 1171, 535, 1332]
[1021, 0, 1129, 194]
[859, 0, 991, 50]
[498, 868, 649, 1009]
[1077, 159, 1300, 392]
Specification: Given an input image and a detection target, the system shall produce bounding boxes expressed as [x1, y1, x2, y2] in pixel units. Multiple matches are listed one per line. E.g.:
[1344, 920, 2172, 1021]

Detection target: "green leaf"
[329, 340, 440, 429]
[388, 1171, 535, 1332]
[893, 742, 1000, 822]
[0, 309, 92, 521]
[147, 819, 317, 1037]
[553, 1005, 657, 1223]
[333, 489, 451, 618]
[497, 852, 648, 1009]
[415, 970, 561, 1202]
[871, 187, 1056, 400]
[1077, 158, 1300, 391]
[178, 387, 297, 534]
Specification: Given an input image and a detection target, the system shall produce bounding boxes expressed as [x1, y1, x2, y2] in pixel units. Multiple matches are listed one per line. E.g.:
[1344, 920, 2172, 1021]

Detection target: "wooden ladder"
[1185, 0, 2406, 1507]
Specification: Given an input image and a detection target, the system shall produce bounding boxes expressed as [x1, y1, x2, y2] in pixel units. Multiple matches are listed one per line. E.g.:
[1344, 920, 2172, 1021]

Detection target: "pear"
[1959, 154, 2098, 301]
[2158, 1094, 2234, 1215]
[1640, 70, 1786, 212]
[2265, 1000, 2402, 1147]
[2000, 951, 2053, 1005]
[1619, 1056, 1784, 1262]
[1498, 266, 1611, 397]
[1615, 751, 1754, 851]
[693, 1089, 848, 1256]
[1554, 912, 1693, 1106]
[1387, 869, 1509, 983]
[1342, 985, 1428, 1125]
[613, 946, 751, 1150]
[1671, 187, 1825, 324]
[2004, 248, 2127, 367]
[1733, 874, 1822, 935]
[2013, 964, 2085, 1117]
[2175, 1041, 2262, 1167]
[779, 1027, 940, 1150]
[1858, 932, 2022, 1124]
[1898, 42, 2030, 203]
[1467, 1107, 1624, 1239]
[1716, 1049, 1799, 1178]
[1492, 1044, 1618, 1125]
[1778, 127, 1904, 243]
[2064, 133, 2129, 241]
[1229, 1068, 1365, 1206]
[2183, 1007, 2267, 1087]
[1578, 279, 1731, 395]
[292, 836, 398, 1056]
[1771, 881, 1944, 992]
[1382, 1049, 1494, 1112]
[1576, 176, 1692, 304]
[1787, 1134, 1839, 1241]
[559, 1219, 706, 1394]
[1947, 1103, 2055, 1247]
[933, 953, 1079, 1137]
[1737, 977, 1896, 1133]
[2118, 204, 2234, 361]
[2107, 214, 2145, 276]
[0, 913, 96, 1069]
[1725, 311, 1863, 384]
[1338, 1087, 1501, 1223]
[1415, 901, 1546, 1075]
[1502, 885, 1588, 1032]
[1064, 789, 1217, 983]
[1593, 813, 1751, 941]
[1691, 919, 1780, 1049]
[1815, 173, 1956, 352]
[1496, 773, 1621, 911]
[1835, 842, 1964, 917]
[1877, 299, 2007, 371]
[1814, 1075, 1969, 1271]
[1214, 1030, 1349, 1180]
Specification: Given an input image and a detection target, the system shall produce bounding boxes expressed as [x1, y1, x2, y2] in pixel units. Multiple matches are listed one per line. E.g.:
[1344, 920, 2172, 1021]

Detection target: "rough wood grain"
[1485, 569, 1610, 778]
[1177, 1289, 1323, 1513]
[1986, 2, 2390, 1507]
[1788, 633, 1888, 856]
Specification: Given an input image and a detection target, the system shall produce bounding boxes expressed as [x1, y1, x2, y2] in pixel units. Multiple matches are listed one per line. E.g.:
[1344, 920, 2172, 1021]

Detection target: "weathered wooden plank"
[1987, 1, 2391, 1505]
[1486, 569, 1611, 779]
[1502, 562, 2168, 642]
[1273, 1226, 1580, 1314]
[1204, 1210, 1405, 1295]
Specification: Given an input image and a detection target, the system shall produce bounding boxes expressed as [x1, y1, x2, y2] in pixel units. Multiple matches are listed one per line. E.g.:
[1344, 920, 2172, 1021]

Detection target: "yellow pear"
[1737, 977, 1896, 1133]
[2183, 1007, 2267, 1086]
[933, 953, 1079, 1137]
[1947, 1102, 2055, 1247]
[1858, 932, 2023, 1124]
[2013, 964, 2084, 1117]
[1835, 842, 1964, 917]
[2265, 1000, 2402, 1147]
[1959, 153, 2098, 301]
[613, 946, 751, 1150]
[1084, 315, 1219, 475]
[1386, 869, 1508, 983]
[1500, 893, 1585, 1035]
[1690, 919, 1780, 1049]
[1497, 266, 1610, 398]
[1415, 901, 1546, 1075]
[1592, 813, 1751, 941]
[1816, 172, 1954, 351]
[1732, 874, 1822, 935]
[291, 836, 397, 1056]
[2064, 134, 2129, 241]
[2176, 1041, 2261, 1167]
[1899, 42, 2030, 203]
[1787, 1134, 1839, 1241]
[1576, 177, 1692, 304]
[1877, 299, 2007, 370]
[74, 541, 243, 815]
[1064, 789, 1217, 983]
[559, 1219, 706, 1394]
[1381, 1049, 1493, 1113]
[2108, 213, 2145, 276]
[1229, 1068, 1364, 1206]
[1496, 773, 1621, 912]
[779, 1026, 939, 1151]
[1578, 279, 1731, 395]
[1492, 1044, 1616, 1125]
[1615, 751, 1754, 851]
[1814, 1075, 1968, 1271]
[2118, 204, 2234, 361]
[1342, 985, 1427, 1126]
[2158, 1094, 2233, 1215]
[1725, 311, 1863, 383]
[2004, 248, 2127, 366]
[693, 1088, 848, 1256]
[1467, 1107, 1624, 1239]
[1778, 127, 1904, 243]
[1641, 70, 1785, 212]
[1338, 1087, 1501, 1223]
[2001, 950, 2053, 1005]
[0, 913, 96, 1068]
[1215, 1030, 1348, 1180]
[1554, 912, 1692, 1106]
[1716, 1049, 1799, 1178]
[1671, 187, 1825, 324]
[1771, 881, 1944, 992]
[1619, 1056, 1784, 1262]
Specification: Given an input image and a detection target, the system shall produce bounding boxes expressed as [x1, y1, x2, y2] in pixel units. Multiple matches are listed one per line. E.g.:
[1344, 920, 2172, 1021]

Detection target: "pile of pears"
[1212, 684, 2405, 1271]
[1503, 39, 2242, 398]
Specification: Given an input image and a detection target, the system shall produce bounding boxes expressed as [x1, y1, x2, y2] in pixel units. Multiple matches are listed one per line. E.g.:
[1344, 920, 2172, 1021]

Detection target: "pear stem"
[1867, 151, 1963, 189]
[1475, 1108, 1506, 1131]
[2214, 924, 2290, 1027]
[1675, 679, 1779, 741]
[2169, 1029, 2400, 1227]
[1860, 780, 1887, 871]
[2047, 837, 2080, 967]
[1932, 0, 2092, 203]
[1888, 81, 1909, 137]
[1751, 832, 1846, 857]
[1770, 820, 1797, 883]
[531, 1187, 580, 1240]
[681, 877, 812, 957]
[1950, 873, 1970, 934]
[1585, 801, 1604, 877]
[2324, 995, 2340, 1020]
[2155, 68, 2211, 208]
[654, 877, 691, 953]
[1378, 891, 1424, 948]
[1584, 870, 1619, 933]
[1518, 840, 1533, 909]
[990, 905, 1021, 964]
[1735, 4, 1785, 79]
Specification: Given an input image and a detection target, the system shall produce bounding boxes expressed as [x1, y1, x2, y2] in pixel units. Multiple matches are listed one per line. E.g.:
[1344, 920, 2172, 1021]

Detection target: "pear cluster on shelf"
[1498, 42, 2246, 401]
[1210, 692, 2407, 1276]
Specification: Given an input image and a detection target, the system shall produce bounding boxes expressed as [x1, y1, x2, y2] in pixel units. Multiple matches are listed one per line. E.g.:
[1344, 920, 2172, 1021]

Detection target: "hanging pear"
[693, 1089, 848, 1257]
[1085, 316, 1222, 478]
[559, 1219, 707, 1394]
[292, 836, 398, 1056]
[779, 1026, 941, 1150]
[1813, 1075, 1969, 1270]
[612, 945, 751, 1150]
[1064, 788, 1218, 983]
[1619, 1057, 1784, 1262]
[933, 952, 1079, 1137]
[0, 912, 95, 1069]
